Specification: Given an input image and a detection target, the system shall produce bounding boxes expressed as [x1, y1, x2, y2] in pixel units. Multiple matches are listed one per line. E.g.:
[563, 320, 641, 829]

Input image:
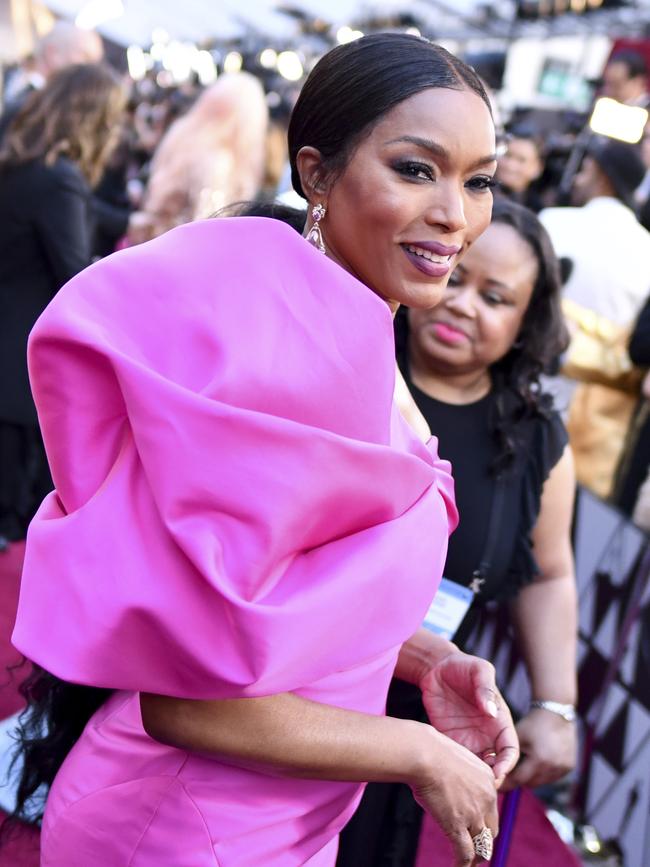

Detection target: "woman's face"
[408, 222, 538, 376]
[495, 137, 542, 193]
[318, 87, 496, 310]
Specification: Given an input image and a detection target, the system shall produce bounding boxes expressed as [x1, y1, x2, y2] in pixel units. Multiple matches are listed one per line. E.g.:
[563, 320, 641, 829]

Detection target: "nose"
[424, 180, 467, 234]
[445, 285, 476, 318]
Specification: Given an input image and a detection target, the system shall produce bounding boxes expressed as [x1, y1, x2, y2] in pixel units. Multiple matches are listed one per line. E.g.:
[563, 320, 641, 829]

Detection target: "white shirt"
[539, 197, 650, 326]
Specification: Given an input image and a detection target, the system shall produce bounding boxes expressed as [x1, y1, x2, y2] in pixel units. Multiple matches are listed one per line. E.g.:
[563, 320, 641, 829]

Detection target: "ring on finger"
[472, 827, 494, 860]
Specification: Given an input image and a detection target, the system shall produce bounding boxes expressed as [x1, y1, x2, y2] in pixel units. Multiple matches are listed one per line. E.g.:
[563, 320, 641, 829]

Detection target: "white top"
[539, 197, 650, 326]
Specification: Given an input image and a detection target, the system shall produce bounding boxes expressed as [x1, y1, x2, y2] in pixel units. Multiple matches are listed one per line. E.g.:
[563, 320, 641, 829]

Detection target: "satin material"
[13, 218, 457, 865]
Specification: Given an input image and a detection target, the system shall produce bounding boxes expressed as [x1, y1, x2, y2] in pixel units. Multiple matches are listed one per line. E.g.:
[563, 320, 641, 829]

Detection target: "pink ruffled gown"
[13, 218, 457, 865]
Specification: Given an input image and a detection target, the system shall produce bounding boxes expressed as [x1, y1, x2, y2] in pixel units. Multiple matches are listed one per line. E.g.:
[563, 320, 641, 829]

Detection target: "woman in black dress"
[0, 63, 125, 545]
[338, 198, 577, 866]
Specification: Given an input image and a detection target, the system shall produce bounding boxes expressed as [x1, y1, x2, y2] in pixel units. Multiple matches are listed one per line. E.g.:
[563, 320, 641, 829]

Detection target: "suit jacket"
[0, 156, 91, 424]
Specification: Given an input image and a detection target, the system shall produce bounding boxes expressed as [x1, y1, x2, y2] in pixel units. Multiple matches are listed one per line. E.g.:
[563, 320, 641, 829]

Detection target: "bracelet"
[530, 700, 577, 722]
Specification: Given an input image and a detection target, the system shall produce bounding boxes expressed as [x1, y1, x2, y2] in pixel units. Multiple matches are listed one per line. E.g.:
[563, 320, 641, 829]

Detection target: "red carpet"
[416, 788, 582, 867]
[0, 542, 28, 720]
[0, 542, 40, 866]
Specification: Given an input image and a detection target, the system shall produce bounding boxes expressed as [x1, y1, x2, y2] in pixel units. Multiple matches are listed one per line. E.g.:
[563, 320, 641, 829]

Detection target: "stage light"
[260, 48, 278, 69]
[194, 50, 217, 85]
[223, 51, 243, 74]
[127, 45, 147, 80]
[336, 26, 363, 44]
[277, 50, 303, 81]
[589, 97, 648, 144]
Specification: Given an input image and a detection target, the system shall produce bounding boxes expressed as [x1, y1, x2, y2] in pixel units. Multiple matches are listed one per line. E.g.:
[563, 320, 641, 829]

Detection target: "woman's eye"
[466, 175, 497, 192]
[394, 160, 435, 182]
[483, 292, 504, 305]
[447, 272, 462, 287]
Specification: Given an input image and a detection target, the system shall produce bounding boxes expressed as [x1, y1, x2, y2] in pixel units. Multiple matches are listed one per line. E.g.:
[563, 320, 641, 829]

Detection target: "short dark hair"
[608, 49, 648, 80]
[489, 197, 568, 383]
[288, 33, 491, 199]
[506, 124, 546, 160]
[487, 198, 569, 471]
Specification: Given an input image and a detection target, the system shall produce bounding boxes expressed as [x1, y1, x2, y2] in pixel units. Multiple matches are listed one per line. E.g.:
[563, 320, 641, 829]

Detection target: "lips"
[431, 320, 469, 345]
[401, 242, 461, 278]
[404, 241, 462, 257]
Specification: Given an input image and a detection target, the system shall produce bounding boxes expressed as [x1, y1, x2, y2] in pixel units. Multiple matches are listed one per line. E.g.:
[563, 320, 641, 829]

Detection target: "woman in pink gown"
[11, 34, 518, 866]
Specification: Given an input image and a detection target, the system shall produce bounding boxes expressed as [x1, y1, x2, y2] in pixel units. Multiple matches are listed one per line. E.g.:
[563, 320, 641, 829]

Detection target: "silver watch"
[530, 700, 577, 722]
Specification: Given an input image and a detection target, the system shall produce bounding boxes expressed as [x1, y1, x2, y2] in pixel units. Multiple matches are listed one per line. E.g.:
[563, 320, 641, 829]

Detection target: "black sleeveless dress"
[336, 364, 567, 867]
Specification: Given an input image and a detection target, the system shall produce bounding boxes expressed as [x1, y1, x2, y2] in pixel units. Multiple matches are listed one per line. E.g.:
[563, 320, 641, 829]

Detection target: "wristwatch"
[530, 700, 577, 722]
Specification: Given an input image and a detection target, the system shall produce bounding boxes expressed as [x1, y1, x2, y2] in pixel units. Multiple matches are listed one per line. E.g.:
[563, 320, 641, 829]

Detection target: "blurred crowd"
[1, 23, 650, 546]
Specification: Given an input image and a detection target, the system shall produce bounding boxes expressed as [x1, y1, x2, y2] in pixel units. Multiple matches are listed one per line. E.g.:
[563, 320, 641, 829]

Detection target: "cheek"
[479, 311, 524, 355]
[466, 198, 494, 246]
[330, 174, 408, 244]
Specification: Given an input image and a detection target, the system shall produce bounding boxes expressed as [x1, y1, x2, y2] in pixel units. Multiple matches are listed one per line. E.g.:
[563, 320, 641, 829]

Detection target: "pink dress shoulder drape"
[13, 217, 457, 866]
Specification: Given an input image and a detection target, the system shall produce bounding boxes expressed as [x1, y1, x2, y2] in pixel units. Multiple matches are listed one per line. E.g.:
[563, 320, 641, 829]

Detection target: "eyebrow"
[385, 135, 497, 170]
[455, 265, 516, 294]
[485, 279, 516, 294]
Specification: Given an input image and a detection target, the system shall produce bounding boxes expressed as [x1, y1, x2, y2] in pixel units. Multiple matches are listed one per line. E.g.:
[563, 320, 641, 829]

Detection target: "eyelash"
[447, 276, 507, 306]
[467, 176, 498, 192]
[393, 160, 435, 181]
[393, 160, 497, 192]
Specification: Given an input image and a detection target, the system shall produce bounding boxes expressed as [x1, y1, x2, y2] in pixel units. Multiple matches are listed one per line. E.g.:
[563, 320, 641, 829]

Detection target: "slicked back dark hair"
[288, 33, 492, 198]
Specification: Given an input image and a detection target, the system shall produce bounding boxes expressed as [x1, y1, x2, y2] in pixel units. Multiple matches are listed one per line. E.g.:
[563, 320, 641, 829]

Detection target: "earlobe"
[295, 146, 328, 205]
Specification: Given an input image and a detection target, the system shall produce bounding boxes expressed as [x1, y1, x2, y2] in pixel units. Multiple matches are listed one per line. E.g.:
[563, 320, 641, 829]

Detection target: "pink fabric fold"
[14, 218, 456, 699]
[12, 217, 457, 864]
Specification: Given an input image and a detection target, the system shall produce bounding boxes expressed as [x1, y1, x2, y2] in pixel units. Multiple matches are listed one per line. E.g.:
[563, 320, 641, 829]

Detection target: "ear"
[295, 146, 329, 206]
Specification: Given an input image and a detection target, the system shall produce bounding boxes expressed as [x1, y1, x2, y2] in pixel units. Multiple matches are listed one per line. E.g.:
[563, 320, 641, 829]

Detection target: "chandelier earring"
[306, 203, 327, 253]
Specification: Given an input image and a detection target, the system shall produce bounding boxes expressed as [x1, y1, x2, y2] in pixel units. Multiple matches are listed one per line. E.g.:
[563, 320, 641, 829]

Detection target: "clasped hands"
[410, 647, 519, 866]
[420, 647, 520, 787]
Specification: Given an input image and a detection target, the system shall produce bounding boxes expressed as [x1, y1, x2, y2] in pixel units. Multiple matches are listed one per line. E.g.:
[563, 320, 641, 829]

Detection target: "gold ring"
[472, 827, 494, 860]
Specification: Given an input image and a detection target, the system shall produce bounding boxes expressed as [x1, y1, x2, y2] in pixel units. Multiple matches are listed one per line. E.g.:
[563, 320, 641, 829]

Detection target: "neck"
[304, 222, 399, 316]
[408, 344, 491, 405]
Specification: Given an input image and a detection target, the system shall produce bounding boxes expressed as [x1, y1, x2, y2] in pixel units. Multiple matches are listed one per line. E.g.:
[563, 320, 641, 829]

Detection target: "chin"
[400, 283, 447, 310]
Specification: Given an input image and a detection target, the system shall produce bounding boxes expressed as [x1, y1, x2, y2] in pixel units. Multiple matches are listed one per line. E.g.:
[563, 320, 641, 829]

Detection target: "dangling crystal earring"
[306, 203, 327, 253]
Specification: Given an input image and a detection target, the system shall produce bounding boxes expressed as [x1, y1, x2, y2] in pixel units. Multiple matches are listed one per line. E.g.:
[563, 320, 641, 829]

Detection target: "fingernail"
[487, 700, 497, 718]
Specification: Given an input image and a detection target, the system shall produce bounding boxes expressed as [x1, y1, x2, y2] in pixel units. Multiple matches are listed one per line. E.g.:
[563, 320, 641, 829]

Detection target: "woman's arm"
[396, 628, 519, 787]
[141, 690, 499, 867]
[505, 444, 578, 789]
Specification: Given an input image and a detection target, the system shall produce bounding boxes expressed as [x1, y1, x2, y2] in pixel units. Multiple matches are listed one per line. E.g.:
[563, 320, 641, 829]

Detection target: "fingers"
[449, 828, 479, 867]
[507, 754, 572, 789]
[470, 661, 499, 718]
[490, 716, 520, 786]
[492, 744, 520, 787]
[466, 809, 499, 864]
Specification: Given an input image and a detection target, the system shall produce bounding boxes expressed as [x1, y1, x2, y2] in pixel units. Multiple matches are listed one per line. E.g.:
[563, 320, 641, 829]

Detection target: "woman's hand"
[411, 726, 500, 867]
[501, 708, 577, 791]
[419, 649, 520, 788]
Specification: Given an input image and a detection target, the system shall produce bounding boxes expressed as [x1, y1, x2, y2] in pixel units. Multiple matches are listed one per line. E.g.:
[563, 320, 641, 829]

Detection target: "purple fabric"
[14, 218, 457, 865]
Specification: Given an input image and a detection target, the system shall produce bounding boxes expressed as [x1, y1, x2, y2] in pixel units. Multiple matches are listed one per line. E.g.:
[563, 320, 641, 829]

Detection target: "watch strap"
[530, 700, 577, 722]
